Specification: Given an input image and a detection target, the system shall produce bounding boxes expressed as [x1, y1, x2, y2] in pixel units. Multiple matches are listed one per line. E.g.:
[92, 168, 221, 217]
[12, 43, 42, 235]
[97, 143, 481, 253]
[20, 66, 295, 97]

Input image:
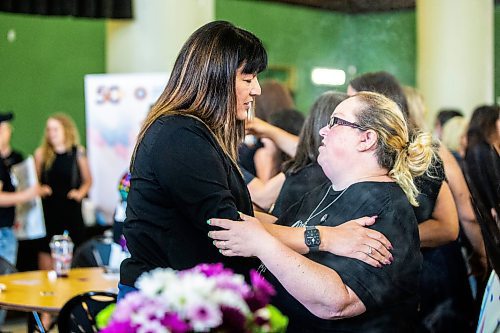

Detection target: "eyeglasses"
[328, 116, 364, 130]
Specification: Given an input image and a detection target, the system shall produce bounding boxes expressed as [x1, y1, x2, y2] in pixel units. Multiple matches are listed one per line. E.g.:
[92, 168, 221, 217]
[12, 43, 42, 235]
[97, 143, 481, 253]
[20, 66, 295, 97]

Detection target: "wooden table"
[0, 267, 118, 332]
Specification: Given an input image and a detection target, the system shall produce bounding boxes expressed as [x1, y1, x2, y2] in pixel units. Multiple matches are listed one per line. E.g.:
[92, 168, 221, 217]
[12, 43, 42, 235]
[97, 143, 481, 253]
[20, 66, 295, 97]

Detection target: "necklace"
[291, 185, 349, 228]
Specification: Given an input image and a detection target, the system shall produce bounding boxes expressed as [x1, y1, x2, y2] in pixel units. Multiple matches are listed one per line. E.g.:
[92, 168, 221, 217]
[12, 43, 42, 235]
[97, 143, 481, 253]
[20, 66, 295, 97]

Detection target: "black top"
[40, 146, 85, 250]
[238, 140, 263, 177]
[414, 155, 475, 331]
[121, 115, 256, 287]
[240, 166, 255, 185]
[413, 156, 445, 224]
[465, 141, 500, 275]
[464, 141, 500, 217]
[272, 162, 329, 217]
[266, 181, 421, 333]
[0, 150, 23, 228]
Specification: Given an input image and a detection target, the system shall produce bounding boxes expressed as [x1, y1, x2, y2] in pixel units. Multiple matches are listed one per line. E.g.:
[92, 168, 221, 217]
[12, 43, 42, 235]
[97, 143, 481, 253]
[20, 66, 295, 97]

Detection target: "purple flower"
[219, 306, 247, 332]
[214, 274, 251, 297]
[160, 313, 190, 333]
[192, 263, 234, 277]
[250, 270, 275, 298]
[245, 270, 276, 311]
[112, 292, 151, 321]
[186, 302, 222, 331]
[100, 320, 137, 333]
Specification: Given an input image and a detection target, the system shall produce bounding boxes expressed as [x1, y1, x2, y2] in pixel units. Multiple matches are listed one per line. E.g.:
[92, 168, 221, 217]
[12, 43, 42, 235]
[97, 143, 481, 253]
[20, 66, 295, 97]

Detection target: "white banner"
[84, 73, 168, 223]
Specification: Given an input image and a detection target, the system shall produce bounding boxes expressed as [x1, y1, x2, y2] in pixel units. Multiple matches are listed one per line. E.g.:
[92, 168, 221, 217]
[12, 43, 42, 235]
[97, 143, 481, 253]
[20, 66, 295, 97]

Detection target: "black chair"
[71, 236, 113, 268]
[57, 291, 117, 333]
[0, 256, 17, 275]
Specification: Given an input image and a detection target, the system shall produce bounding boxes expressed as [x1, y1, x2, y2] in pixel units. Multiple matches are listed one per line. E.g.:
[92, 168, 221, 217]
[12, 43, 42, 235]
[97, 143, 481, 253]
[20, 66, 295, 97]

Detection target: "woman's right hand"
[319, 216, 394, 268]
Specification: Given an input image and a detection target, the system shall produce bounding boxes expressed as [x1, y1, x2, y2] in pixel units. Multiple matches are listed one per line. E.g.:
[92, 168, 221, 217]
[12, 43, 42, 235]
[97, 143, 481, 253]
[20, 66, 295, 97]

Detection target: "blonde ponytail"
[390, 131, 435, 206]
[355, 91, 436, 206]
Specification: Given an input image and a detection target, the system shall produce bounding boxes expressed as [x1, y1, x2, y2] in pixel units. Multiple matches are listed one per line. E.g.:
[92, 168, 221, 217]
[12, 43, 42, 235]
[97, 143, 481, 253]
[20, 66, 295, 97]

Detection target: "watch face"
[305, 228, 321, 247]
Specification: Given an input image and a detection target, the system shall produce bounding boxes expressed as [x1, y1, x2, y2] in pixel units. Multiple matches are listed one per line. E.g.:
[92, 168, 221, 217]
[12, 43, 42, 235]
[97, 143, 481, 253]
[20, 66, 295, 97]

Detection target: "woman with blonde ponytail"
[208, 92, 433, 332]
[350, 73, 478, 331]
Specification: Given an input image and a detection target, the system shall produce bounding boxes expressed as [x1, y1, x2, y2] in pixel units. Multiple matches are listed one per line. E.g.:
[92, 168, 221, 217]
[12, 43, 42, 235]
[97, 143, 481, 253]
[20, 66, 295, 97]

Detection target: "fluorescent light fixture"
[311, 67, 346, 86]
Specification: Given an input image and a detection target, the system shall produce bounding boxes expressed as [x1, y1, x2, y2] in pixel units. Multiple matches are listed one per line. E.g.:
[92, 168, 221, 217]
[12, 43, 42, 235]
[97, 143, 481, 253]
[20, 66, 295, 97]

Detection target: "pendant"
[291, 220, 306, 228]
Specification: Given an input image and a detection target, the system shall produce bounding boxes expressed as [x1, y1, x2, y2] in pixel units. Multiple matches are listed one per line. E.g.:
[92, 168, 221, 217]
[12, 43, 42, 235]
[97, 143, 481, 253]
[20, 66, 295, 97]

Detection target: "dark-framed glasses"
[328, 116, 364, 130]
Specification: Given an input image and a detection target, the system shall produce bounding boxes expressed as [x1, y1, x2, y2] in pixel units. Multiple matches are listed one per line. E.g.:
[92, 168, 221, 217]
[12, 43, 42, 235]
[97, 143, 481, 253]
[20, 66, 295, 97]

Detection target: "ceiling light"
[311, 67, 346, 86]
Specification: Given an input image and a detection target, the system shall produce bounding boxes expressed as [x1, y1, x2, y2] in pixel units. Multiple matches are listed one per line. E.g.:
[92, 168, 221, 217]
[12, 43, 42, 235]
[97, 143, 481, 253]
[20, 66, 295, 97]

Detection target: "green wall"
[216, 0, 416, 113]
[0, 13, 105, 156]
[496, 5, 500, 103]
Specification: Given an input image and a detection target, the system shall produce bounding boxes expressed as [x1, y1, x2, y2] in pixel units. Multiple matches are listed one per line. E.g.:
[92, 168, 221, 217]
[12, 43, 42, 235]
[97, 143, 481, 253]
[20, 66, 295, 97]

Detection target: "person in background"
[34, 113, 92, 271]
[441, 116, 468, 161]
[0, 112, 50, 328]
[243, 168, 285, 212]
[434, 109, 463, 140]
[257, 109, 305, 182]
[119, 21, 268, 300]
[463, 104, 500, 333]
[464, 105, 499, 221]
[239, 80, 295, 178]
[272, 91, 347, 216]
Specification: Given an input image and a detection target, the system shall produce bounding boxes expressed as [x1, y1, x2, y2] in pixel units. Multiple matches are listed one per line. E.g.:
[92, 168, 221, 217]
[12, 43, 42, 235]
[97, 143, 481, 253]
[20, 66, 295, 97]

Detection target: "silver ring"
[368, 245, 373, 255]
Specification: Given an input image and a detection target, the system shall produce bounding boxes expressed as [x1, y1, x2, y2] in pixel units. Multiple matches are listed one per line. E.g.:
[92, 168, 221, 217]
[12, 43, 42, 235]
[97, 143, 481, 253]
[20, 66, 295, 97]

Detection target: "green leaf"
[96, 303, 116, 329]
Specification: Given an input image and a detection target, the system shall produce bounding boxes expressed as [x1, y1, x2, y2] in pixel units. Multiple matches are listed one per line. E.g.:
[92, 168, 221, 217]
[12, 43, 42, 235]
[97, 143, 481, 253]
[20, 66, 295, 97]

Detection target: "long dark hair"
[284, 91, 347, 174]
[132, 21, 267, 166]
[467, 104, 499, 148]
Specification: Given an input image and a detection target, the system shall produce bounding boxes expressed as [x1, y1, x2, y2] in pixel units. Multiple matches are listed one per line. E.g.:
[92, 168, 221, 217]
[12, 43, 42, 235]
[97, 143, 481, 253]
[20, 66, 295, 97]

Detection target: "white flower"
[136, 268, 177, 297]
[186, 300, 222, 331]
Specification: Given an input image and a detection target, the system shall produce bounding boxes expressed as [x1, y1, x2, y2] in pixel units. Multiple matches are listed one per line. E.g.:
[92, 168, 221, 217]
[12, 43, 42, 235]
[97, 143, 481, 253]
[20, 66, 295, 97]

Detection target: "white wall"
[106, 0, 215, 73]
[417, 0, 494, 124]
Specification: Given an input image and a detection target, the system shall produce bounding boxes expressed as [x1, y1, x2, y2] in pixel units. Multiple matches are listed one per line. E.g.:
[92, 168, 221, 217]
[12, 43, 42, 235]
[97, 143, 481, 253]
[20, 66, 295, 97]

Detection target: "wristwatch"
[304, 226, 321, 252]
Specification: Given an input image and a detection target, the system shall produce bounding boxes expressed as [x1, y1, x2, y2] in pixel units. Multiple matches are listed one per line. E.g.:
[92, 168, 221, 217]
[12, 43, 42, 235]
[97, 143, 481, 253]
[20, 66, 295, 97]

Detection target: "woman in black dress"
[210, 92, 435, 332]
[35, 113, 92, 271]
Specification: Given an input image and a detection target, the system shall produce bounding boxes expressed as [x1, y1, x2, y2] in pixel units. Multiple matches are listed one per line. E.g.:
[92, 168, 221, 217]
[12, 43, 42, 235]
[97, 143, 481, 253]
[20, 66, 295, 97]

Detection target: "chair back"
[72, 237, 112, 268]
[57, 291, 117, 333]
[0, 256, 17, 275]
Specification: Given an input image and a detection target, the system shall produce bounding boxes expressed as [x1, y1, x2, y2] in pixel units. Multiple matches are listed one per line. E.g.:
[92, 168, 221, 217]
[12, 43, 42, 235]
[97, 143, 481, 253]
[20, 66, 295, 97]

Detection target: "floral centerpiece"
[97, 263, 288, 332]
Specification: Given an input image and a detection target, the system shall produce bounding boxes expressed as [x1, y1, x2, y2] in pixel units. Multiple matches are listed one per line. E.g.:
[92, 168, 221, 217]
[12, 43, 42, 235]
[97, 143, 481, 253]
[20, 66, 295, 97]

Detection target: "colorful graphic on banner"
[84, 73, 168, 223]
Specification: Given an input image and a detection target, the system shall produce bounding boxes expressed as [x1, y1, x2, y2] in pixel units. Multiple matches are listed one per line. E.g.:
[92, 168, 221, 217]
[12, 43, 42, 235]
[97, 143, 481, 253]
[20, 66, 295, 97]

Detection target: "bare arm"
[253, 139, 280, 182]
[259, 215, 393, 266]
[438, 145, 486, 261]
[67, 146, 93, 202]
[0, 184, 51, 207]
[418, 181, 459, 247]
[34, 148, 43, 180]
[208, 217, 366, 319]
[247, 172, 285, 211]
[246, 118, 299, 158]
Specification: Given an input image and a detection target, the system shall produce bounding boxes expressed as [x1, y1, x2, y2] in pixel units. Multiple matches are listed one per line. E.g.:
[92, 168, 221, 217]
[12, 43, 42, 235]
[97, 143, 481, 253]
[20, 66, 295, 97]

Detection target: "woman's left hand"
[208, 213, 273, 257]
[67, 189, 85, 202]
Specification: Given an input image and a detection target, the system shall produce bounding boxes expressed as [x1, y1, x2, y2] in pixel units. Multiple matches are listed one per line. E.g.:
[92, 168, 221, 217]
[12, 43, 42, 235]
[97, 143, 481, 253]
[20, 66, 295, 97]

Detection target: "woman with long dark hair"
[119, 21, 268, 298]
